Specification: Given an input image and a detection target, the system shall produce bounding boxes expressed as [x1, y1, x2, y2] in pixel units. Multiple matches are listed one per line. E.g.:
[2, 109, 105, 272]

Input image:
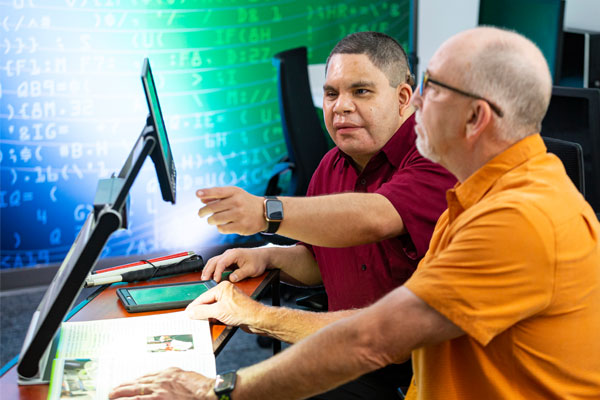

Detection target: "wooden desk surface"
[0, 270, 278, 400]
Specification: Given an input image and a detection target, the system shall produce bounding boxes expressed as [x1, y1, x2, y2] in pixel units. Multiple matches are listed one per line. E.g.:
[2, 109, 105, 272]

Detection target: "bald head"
[432, 27, 552, 140]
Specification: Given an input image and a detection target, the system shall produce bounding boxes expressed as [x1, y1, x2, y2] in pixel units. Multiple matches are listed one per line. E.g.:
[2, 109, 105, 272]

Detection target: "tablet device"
[117, 280, 217, 313]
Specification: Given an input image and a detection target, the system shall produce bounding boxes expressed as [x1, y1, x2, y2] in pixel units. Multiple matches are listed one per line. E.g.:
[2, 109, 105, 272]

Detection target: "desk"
[0, 270, 280, 399]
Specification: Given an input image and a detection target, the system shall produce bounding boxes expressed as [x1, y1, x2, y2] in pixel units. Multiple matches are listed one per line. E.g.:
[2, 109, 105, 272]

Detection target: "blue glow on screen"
[0, 0, 409, 269]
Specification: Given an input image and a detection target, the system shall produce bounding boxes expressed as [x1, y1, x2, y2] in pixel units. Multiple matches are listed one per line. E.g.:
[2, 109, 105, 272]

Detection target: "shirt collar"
[447, 133, 547, 221]
[379, 113, 417, 168]
[333, 113, 417, 170]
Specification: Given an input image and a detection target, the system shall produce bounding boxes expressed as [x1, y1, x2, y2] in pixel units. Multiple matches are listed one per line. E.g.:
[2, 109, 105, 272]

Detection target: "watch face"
[265, 199, 283, 221]
[215, 371, 236, 394]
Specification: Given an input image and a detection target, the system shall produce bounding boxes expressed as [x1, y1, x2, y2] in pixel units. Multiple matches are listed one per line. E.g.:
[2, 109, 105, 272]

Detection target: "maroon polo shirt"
[301, 114, 456, 311]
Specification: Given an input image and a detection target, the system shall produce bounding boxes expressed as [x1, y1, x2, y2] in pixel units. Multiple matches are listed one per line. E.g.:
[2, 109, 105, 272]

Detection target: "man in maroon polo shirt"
[193, 32, 455, 398]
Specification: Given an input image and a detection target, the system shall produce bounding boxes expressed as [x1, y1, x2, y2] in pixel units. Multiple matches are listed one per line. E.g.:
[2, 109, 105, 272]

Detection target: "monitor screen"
[478, 0, 565, 81]
[142, 58, 177, 204]
[108, 59, 178, 215]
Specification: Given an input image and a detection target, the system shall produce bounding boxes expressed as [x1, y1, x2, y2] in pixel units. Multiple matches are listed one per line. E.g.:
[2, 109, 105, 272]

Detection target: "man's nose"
[333, 93, 355, 114]
[411, 88, 423, 110]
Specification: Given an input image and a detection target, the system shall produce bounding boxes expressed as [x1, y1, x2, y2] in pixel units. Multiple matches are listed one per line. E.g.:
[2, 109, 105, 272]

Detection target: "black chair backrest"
[272, 47, 330, 196]
[541, 86, 600, 212]
[542, 136, 585, 194]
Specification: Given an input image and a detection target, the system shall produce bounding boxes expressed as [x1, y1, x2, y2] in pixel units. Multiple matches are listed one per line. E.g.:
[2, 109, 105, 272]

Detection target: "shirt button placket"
[356, 177, 367, 192]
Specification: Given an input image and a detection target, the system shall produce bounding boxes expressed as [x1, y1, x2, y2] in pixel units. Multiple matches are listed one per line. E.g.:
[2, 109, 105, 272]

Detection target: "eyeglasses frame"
[419, 71, 504, 118]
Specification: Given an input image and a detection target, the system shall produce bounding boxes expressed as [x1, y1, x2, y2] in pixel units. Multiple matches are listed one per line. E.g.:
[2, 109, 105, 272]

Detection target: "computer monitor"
[142, 58, 177, 204]
[541, 86, 600, 213]
[17, 58, 178, 384]
[558, 28, 600, 89]
[109, 58, 177, 212]
[478, 0, 565, 82]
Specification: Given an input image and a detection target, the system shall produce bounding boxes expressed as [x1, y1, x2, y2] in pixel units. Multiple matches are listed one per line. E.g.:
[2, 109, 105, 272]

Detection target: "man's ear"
[398, 83, 413, 117]
[465, 100, 492, 141]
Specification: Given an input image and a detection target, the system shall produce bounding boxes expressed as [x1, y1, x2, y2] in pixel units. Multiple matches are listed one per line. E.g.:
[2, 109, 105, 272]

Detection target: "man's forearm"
[277, 193, 405, 247]
[262, 245, 322, 286]
[232, 302, 405, 400]
[248, 304, 357, 344]
[225, 286, 463, 400]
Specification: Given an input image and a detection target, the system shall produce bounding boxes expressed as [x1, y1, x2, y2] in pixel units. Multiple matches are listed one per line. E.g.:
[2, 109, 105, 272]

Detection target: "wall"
[417, 0, 600, 81]
[564, 0, 600, 31]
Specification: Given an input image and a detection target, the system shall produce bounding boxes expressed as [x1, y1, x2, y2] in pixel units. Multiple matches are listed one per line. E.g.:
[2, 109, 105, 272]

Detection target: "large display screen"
[479, 0, 565, 80]
[1, 0, 410, 270]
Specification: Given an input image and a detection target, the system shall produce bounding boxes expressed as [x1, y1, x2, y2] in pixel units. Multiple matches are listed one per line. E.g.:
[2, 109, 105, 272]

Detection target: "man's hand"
[197, 187, 266, 235]
[201, 248, 270, 282]
[108, 367, 215, 399]
[187, 281, 263, 329]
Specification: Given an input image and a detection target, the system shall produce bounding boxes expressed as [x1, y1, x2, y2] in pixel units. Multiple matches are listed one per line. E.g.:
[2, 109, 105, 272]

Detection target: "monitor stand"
[16, 119, 158, 385]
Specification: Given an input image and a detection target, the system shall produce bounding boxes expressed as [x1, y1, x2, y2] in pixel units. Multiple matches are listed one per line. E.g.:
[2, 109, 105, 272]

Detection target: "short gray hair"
[326, 31, 414, 88]
[461, 29, 552, 140]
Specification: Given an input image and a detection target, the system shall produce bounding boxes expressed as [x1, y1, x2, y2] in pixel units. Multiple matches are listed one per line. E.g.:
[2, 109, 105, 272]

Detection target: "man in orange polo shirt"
[402, 27, 600, 399]
[110, 27, 600, 400]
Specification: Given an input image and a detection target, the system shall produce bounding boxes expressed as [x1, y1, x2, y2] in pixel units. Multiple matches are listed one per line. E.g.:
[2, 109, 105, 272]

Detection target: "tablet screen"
[129, 283, 212, 305]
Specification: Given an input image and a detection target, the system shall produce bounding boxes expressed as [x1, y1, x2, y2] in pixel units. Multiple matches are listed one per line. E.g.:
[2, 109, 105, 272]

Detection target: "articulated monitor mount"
[17, 58, 177, 384]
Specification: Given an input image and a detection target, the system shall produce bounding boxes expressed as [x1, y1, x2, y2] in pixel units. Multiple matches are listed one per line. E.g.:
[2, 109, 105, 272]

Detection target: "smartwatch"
[262, 196, 283, 234]
[214, 370, 237, 400]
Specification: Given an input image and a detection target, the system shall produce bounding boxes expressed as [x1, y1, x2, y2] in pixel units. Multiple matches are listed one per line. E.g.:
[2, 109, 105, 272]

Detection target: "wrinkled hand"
[197, 186, 266, 235]
[187, 281, 263, 329]
[201, 248, 270, 282]
[108, 367, 215, 400]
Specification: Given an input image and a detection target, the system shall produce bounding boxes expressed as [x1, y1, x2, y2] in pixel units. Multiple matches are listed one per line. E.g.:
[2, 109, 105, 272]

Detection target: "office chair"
[541, 86, 600, 220]
[263, 46, 331, 247]
[262, 46, 331, 314]
[267, 46, 331, 198]
[542, 136, 585, 195]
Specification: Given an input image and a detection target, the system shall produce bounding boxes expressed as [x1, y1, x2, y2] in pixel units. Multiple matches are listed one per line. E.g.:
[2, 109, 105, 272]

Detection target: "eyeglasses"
[419, 71, 504, 118]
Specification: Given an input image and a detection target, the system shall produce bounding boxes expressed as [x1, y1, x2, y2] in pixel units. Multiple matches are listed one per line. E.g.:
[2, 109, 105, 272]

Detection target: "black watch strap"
[263, 196, 283, 234]
[214, 370, 237, 399]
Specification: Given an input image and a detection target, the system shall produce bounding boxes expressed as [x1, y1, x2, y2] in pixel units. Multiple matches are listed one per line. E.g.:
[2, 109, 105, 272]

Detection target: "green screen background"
[0, 0, 410, 268]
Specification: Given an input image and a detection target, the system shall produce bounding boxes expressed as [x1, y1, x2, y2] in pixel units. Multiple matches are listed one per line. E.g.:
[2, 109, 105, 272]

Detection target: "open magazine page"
[48, 353, 216, 399]
[47, 311, 216, 400]
[56, 311, 213, 358]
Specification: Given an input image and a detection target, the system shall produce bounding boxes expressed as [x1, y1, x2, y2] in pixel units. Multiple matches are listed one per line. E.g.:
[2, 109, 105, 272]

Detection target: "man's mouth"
[414, 112, 424, 136]
[334, 122, 362, 134]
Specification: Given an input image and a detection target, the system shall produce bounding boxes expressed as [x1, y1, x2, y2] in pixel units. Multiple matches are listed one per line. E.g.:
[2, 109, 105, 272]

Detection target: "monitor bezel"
[141, 58, 177, 204]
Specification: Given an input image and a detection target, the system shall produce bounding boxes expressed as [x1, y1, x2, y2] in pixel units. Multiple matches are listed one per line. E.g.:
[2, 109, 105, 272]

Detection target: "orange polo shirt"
[405, 134, 600, 399]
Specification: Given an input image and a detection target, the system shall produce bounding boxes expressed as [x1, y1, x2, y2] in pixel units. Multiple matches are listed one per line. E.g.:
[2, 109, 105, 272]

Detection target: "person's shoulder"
[493, 160, 590, 228]
[399, 146, 457, 185]
[464, 190, 556, 245]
